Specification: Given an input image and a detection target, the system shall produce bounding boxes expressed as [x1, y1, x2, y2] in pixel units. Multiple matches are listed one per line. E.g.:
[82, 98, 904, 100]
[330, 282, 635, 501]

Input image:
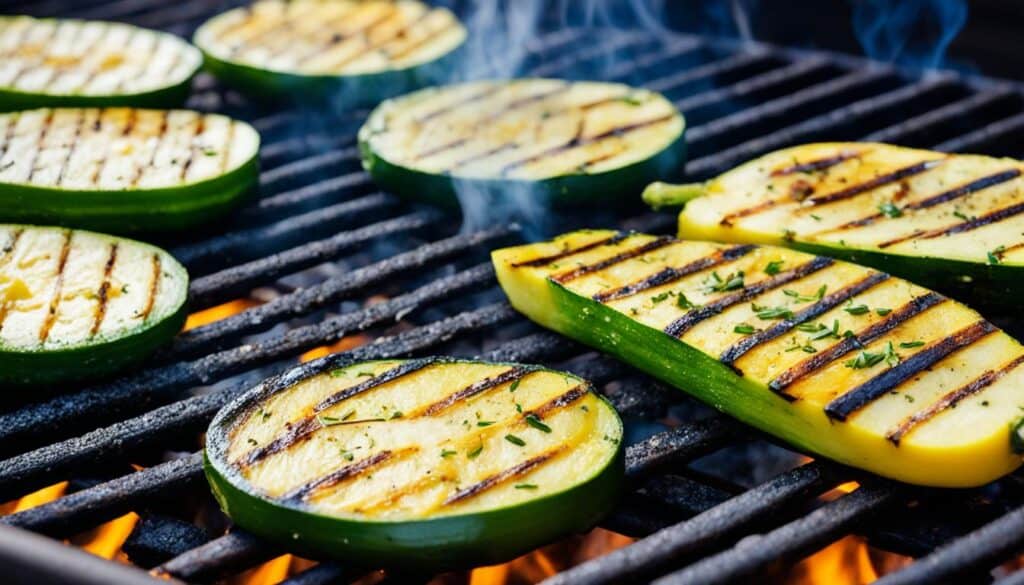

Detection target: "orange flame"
[230, 554, 293, 585]
[788, 536, 879, 585]
[185, 299, 262, 331]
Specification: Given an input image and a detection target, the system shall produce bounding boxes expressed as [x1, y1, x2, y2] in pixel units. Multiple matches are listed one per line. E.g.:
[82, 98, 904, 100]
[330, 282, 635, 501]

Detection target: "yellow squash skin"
[493, 229, 1024, 487]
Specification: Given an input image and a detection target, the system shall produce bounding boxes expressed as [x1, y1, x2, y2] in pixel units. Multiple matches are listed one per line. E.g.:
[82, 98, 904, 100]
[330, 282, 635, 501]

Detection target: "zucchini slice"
[193, 0, 466, 103]
[493, 229, 1024, 487]
[0, 16, 201, 111]
[644, 142, 1024, 305]
[0, 224, 187, 386]
[0, 108, 260, 232]
[358, 79, 686, 208]
[204, 357, 624, 570]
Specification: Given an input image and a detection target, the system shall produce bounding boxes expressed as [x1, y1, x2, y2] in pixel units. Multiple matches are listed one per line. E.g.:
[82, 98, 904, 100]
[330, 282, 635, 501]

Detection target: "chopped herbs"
[514, 483, 539, 490]
[477, 420, 495, 427]
[650, 291, 671, 304]
[676, 293, 697, 310]
[509, 379, 521, 392]
[440, 449, 457, 458]
[784, 285, 827, 303]
[617, 95, 644, 106]
[904, 394, 915, 403]
[845, 350, 886, 369]
[525, 414, 552, 433]
[797, 322, 824, 333]
[318, 414, 385, 427]
[390, 411, 403, 420]
[878, 201, 902, 218]
[899, 340, 925, 348]
[764, 260, 785, 275]
[734, 323, 756, 334]
[703, 270, 745, 293]
[340, 450, 354, 461]
[752, 304, 794, 320]
[844, 301, 870, 316]
[515, 402, 523, 413]
[467, 443, 484, 459]
[875, 307, 892, 316]
[810, 320, 842, 341]
[988, 245, 1006, 265]
[505, 434, 526, 447]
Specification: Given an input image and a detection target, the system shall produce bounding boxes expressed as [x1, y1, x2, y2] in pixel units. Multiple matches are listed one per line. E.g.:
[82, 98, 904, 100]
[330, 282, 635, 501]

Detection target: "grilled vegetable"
[193, 0, 466, 103]
[205, 357, 623, 569]
[0, 16, 201, 111]
[0, 108, 260, 232]
[494, 229, 1024, 487]
[0, 224, 187, 386]
[644, 142, 1024, 305]
[358, 79, 686, 208]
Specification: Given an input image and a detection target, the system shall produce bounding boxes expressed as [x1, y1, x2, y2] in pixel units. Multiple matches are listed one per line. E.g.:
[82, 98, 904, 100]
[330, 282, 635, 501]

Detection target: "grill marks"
[720, 272, 890, 369]
[24, 110, 56, 183]
[770, 150, 863, 176]
[0, 228, 25, 329]
[719, 158, 943, 225]
[420, 366, 534, 416]
[825, 320, 997, 421]
[444, 450, 559, 506]
[206, 1, 462, 74]
[138, 254, 161, 322]
[887, 354, 1024, 444]
[511, 232, 628, 268]
[90, 243, 117, 337]
[316, 360, 431, 412]
[499, 113, 678, 177]
[528, 384, 589, 418]
[37, 231, 72, 344]
[664, 256, 836, 338]
[826, 168, 1022, 235]
[282, 450, 395, 502]
[551, 236, 675, 284]
[0, 18, 198, 96]
[594, 244, 756, 303]
[880, 200, 1024, 249]
[769, 292, 945, 395]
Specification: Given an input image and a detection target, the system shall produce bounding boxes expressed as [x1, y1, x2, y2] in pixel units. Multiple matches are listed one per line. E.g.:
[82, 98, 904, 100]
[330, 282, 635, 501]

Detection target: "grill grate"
[3, 1, 1024, 584]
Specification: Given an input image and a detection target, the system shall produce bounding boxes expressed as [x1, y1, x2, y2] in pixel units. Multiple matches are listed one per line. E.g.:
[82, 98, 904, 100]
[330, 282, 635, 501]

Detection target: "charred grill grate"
[2, 0, 1024, 584]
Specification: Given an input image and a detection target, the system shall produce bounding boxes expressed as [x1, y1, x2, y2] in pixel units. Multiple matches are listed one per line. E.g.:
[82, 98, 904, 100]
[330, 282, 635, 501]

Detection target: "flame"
[72, 513, 139, 560]
[185, 299, 262, 331]
[230, 554, 293, 585]
[2, 481, 68, 514]
[788, 536, 879, 585]
[300, 334, 370, 363]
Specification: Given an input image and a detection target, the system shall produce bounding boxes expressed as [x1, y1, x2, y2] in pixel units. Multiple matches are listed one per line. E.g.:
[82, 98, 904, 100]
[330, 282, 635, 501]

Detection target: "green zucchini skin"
[198, 45, 462, 106]
[0, 225, 189, 387]
[0, 81, 194, 113]
[204, 356, 624, 571]
[0, 157, 258, 234]
[359, 127, 687, 210]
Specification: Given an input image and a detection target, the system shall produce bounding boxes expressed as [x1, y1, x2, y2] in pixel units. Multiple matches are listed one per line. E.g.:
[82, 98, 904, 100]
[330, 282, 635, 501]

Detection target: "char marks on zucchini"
[224, 358, 620, 519]
[493, 230, 1024, 486]
[194, 0, 466, 76]
[0, 16, 201, 101]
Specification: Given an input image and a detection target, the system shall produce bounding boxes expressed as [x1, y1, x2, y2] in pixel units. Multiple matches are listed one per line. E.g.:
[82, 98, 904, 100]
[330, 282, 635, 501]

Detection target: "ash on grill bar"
[3, 0, 1024, 584]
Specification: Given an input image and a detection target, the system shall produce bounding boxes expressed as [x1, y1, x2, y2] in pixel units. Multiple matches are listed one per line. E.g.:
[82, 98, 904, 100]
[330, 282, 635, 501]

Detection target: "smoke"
[850, 0, 968, 70]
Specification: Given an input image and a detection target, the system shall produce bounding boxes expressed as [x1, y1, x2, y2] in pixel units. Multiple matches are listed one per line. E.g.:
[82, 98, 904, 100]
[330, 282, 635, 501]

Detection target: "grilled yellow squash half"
[359, 79, 686, 207]
[0, 224, 188, 386]
[205, 357, 623, 569]
[494, 229, 1024, 487]
[644, 143, 1024, 304]
[193, 0, 466, 103]
[0, 108, 260, 232]
[0, 16, 202, 110]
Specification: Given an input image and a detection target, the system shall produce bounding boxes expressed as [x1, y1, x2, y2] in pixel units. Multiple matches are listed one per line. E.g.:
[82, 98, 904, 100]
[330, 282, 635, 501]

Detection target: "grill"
[3, 1, 1024, 584]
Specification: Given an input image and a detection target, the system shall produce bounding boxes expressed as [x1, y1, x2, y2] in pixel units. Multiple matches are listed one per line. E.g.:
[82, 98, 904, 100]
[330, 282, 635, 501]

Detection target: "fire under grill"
[4, 1, 1024, 584]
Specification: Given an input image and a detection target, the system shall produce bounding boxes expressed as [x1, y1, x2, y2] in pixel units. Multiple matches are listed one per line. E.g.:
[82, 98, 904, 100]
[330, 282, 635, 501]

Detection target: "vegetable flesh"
[0, 108, 260, 232]
[493, 229, 1024, 487]
[193, 0, 466, 101]
[359, 79, 686, 207]
[657, 142, 1024, 302]
[0, 16, 201, 109]
[205, 357, 623, 568]
[0, 224, 187, 385]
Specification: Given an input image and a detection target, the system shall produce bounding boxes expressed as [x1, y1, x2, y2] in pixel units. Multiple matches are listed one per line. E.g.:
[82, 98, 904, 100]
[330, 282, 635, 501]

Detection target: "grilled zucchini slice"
[0, 108, 260, 232]
[193, 0, 466, 103]
[644, 142, 1024, 305]
[494, 229, 1024, 487]
[358, 79, 686, 208]
[0, 16, 201, 111]
[205, 357, 623, 569]
[0, 224, 187, 386]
